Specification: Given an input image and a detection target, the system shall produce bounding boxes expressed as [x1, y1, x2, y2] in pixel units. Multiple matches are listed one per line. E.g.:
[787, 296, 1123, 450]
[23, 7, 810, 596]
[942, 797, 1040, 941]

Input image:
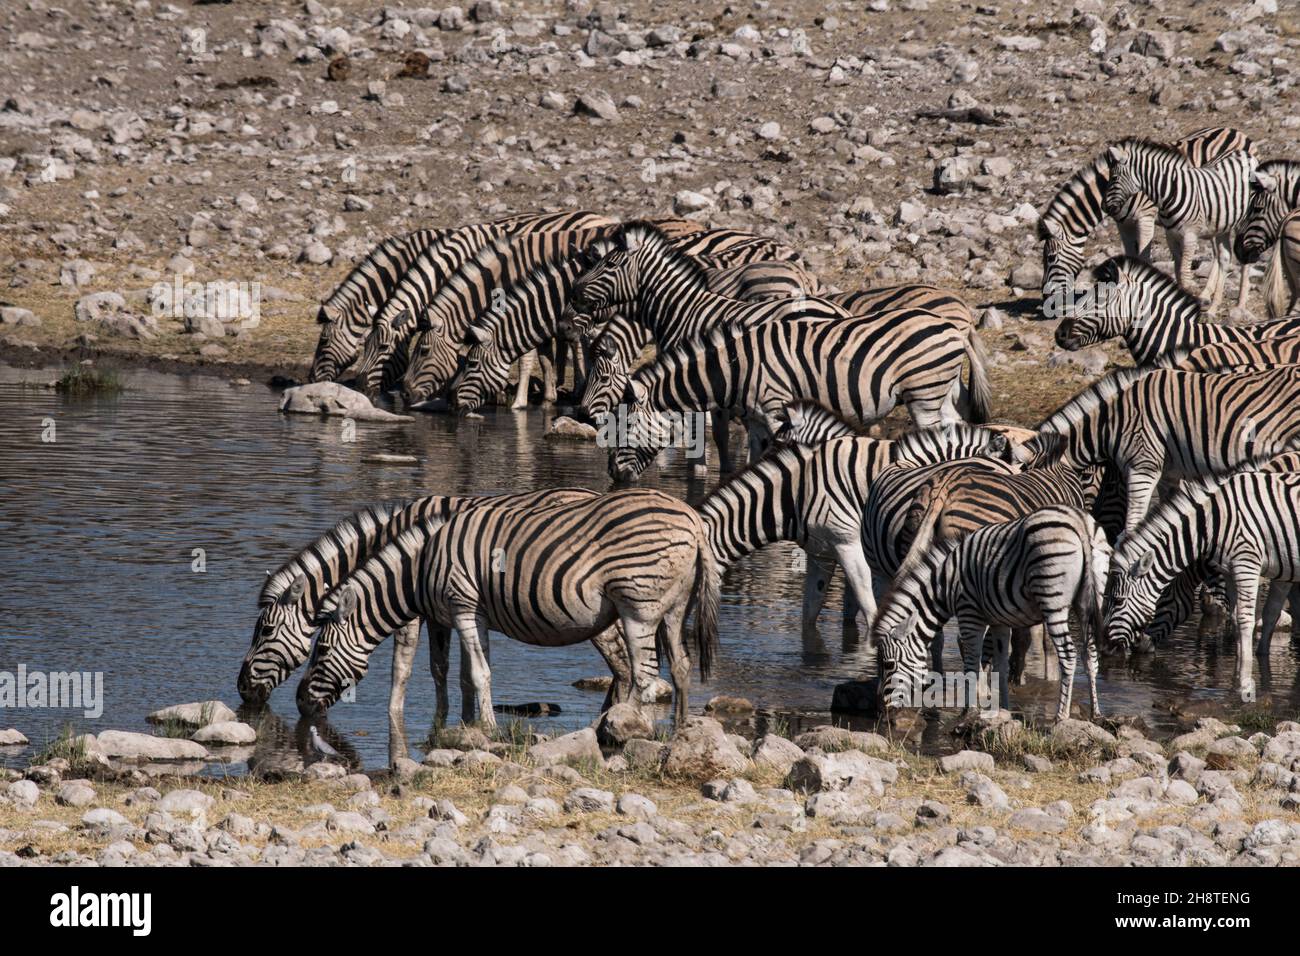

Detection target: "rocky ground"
[0, 0, 1296, 419]
[3, 705, 1300, 866]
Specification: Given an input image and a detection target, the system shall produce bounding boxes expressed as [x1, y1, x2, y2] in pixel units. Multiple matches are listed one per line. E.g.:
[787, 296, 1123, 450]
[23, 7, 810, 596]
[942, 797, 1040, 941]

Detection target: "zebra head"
[402, 314, 463, 407]
[580, 333, 631, 423]
[352, 311, 407, 399]
[1054, 256, 1148, 350]
[874, 611, 927, 711]
[296, 586, 369, 717]
[605, 377, 663, 482]
[454, 324, 506, 413]
[569, 223, 652, 314]
[238, 575, 312, 704]
[309, 302, 351, 383]
[1038, 217, 1087, 307]
[1234, 168, 1288, 264]
[1102, 144, 1145, 221]
[1102, 548, 1158, 654]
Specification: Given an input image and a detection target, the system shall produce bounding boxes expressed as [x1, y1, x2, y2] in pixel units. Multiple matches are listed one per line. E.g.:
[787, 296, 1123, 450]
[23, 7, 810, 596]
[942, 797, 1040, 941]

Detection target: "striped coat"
[873, 505, 1109, 719]
[1105, 471, 1300, 702]
[297, 490, 719, 726]
[1021, 366, 1300, 531]
[1054, 256, 1300, 366]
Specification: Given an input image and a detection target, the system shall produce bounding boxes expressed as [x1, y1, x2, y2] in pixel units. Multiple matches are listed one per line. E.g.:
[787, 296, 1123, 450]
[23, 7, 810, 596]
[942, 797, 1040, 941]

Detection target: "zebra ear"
[629, 379, 648, 404]
[782, 403, 805, 429]
[1107, 144, 1128, 164]
[985, 434, 1009, 458]
[1131, 551, 1155, 577]
[284, 575, 308, 603]
[465, 325, 490, 346]
[318, 303, 340, 324]
[393, 308, 413, 330]
[622, 229, 643, 253]
[1253, 170, 1278, 193]
[332, 587, 358, 621]
[1042, 219, 1063, 240]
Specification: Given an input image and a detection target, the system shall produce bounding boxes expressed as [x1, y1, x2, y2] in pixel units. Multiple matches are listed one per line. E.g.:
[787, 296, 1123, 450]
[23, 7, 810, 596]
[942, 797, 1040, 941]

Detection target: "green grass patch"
[55, 365, 122, 395]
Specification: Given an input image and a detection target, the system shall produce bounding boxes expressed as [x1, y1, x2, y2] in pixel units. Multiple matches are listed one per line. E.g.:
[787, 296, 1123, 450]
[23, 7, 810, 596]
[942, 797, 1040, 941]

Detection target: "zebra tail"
[964, 328, 992, 424]
[1263, 239, 1286, 320]
[1077, 530, 1106, 655]
[692, 532, 722, 682]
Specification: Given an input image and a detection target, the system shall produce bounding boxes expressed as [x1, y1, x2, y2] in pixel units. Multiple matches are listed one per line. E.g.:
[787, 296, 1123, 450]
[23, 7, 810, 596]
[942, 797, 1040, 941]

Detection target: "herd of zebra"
[235, 123, 1300, 762]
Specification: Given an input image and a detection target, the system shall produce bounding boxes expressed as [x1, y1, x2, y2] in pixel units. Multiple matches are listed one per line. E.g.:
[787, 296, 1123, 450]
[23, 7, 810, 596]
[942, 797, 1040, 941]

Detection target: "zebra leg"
[1236, 237, 1251, 311]
[1008, 627, 1034, 686]
[711, 409, 732, 474]
[426, 622, 452, 727]
[538, 343, 559, 404]
[618, 616, 659, 707]
[835, 541, 878, 635]
[1166, 228, 1191, 295]
[568, 336, 587, 397]
[387, 618, 421, 766]
[1044, 611, 1076, 722]
[455, 611, 496, 728]
[659, 600, 692, 726]
[956, 617, 987, 713]
[1256, 580, 1289, 658]
[1230, 564, 1261, 702]
[1083, 615, 1102, 718]
[512, 352, 535, 410]
[801, 555, 836, 639]
[591, 625, 635, 710]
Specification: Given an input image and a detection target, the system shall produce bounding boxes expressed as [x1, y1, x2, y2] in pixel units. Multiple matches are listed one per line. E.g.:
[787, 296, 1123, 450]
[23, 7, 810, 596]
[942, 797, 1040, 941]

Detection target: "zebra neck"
[700, 454, 803, 566]
[637, 250, 731, 342]
[1128, 296, 1204, 364]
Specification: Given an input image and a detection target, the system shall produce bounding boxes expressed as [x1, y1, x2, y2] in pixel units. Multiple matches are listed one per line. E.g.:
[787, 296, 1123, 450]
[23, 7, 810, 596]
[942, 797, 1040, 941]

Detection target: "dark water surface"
[2, 363, 1298, 772]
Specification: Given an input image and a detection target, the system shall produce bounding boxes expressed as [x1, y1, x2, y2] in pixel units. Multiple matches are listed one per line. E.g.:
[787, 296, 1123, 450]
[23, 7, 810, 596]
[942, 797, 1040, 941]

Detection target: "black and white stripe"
[297, 490, 719, 726]
[1103, 137, 1256, 314]
[1234, 159, 1300, 267]
[873, 505, 1109, 719]
[1055, 256, 1300, 366]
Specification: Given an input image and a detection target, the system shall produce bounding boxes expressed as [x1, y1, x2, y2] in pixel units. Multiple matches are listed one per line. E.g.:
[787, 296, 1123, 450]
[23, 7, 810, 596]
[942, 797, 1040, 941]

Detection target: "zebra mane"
[1112, 477, 1222, 568]
[1092, 255, 1201, 314]
[616, 219, 711, 287]
[704, 441, 815, 502]
[1039, 149, 1112, 241]
[259, 501, 405, 607]
[1037, 366, 1149, 437]
[467, 244, 608, 340]
[1255, 158, 1300, 199]
[889, 422, 1009, 467]
[314, 524, 433, 623]
[777, 401, 863, 444]
[873, 542, 952, 642]
[1114, 136, 1186, 165]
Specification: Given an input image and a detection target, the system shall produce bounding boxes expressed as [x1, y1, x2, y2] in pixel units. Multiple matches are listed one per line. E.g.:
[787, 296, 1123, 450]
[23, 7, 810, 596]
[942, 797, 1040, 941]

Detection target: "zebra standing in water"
[239, 489, 657, 762]
[1103, 138, 1256, 315]
[1017, 366, 1300, 532]
[1054, 257, 1300, 366]
[1105, 471, 1300, 702]
[1038, 127, 1252, 306]
[297, 490, 720, 727]
[1234, 160, 1300, 318]
[698, 416, 1013, 640]
[872, 505, 1110, 720]
[610, 310, 991, 481]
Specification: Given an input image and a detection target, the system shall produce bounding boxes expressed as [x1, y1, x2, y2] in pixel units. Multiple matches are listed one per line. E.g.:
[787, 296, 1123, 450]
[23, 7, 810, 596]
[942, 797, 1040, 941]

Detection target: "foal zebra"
[873, 505, 1109, 720]
[1019, 366, 1300, 532]
[297, 490, 719, 726]
[610, 311, 991, 481]
[1054, 256, 1300, 366]
[1038, 127, 1251, 304]
[1105, 471, 1300, 702]
[1103, 138, 1256, 314]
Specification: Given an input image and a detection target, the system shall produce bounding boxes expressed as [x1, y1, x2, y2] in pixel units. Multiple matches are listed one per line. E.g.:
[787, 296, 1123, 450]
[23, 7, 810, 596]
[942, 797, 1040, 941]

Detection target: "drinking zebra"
[609, 310, 990, 481]
[1102, 138, 1256, 314]
[311, 212, 608, 384]
[698, 416, 1012, 639]
[873, 505, 1110, 720]
[1017, 366, 1300, 532]
[297, 490, 720, 726]
[1038, 127, 1252, 305]
[1054, 256, 1300, 366]
[1105, 471, 1300, 702]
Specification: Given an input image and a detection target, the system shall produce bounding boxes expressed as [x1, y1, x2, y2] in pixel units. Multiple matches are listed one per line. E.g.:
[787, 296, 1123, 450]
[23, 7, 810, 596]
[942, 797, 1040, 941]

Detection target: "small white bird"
[308, 725, 342, 762]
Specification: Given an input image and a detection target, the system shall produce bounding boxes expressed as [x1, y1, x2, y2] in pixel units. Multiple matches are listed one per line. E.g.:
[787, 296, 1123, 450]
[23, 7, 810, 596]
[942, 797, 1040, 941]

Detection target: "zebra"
[296, 489, 720, 726]
[1017, 365, 1300, 532]
[1233, 160, 1300, 307]
[1105, 471, 1300, 702]
[1102, 138, 1257, 314]
[1172, 331, 1300, 373]
[698, 417, 1013, 640]
[610, 310, 991, 482]
[873, 505, 1109, 720]
[1054, 256, 1300, 366]
[450, 247, 613, 413]
[1038, 127, 1253, 307]
[1259, 209, 1300, 320]
[311, 212, 606, 384]
[238, 488, 652, 762]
